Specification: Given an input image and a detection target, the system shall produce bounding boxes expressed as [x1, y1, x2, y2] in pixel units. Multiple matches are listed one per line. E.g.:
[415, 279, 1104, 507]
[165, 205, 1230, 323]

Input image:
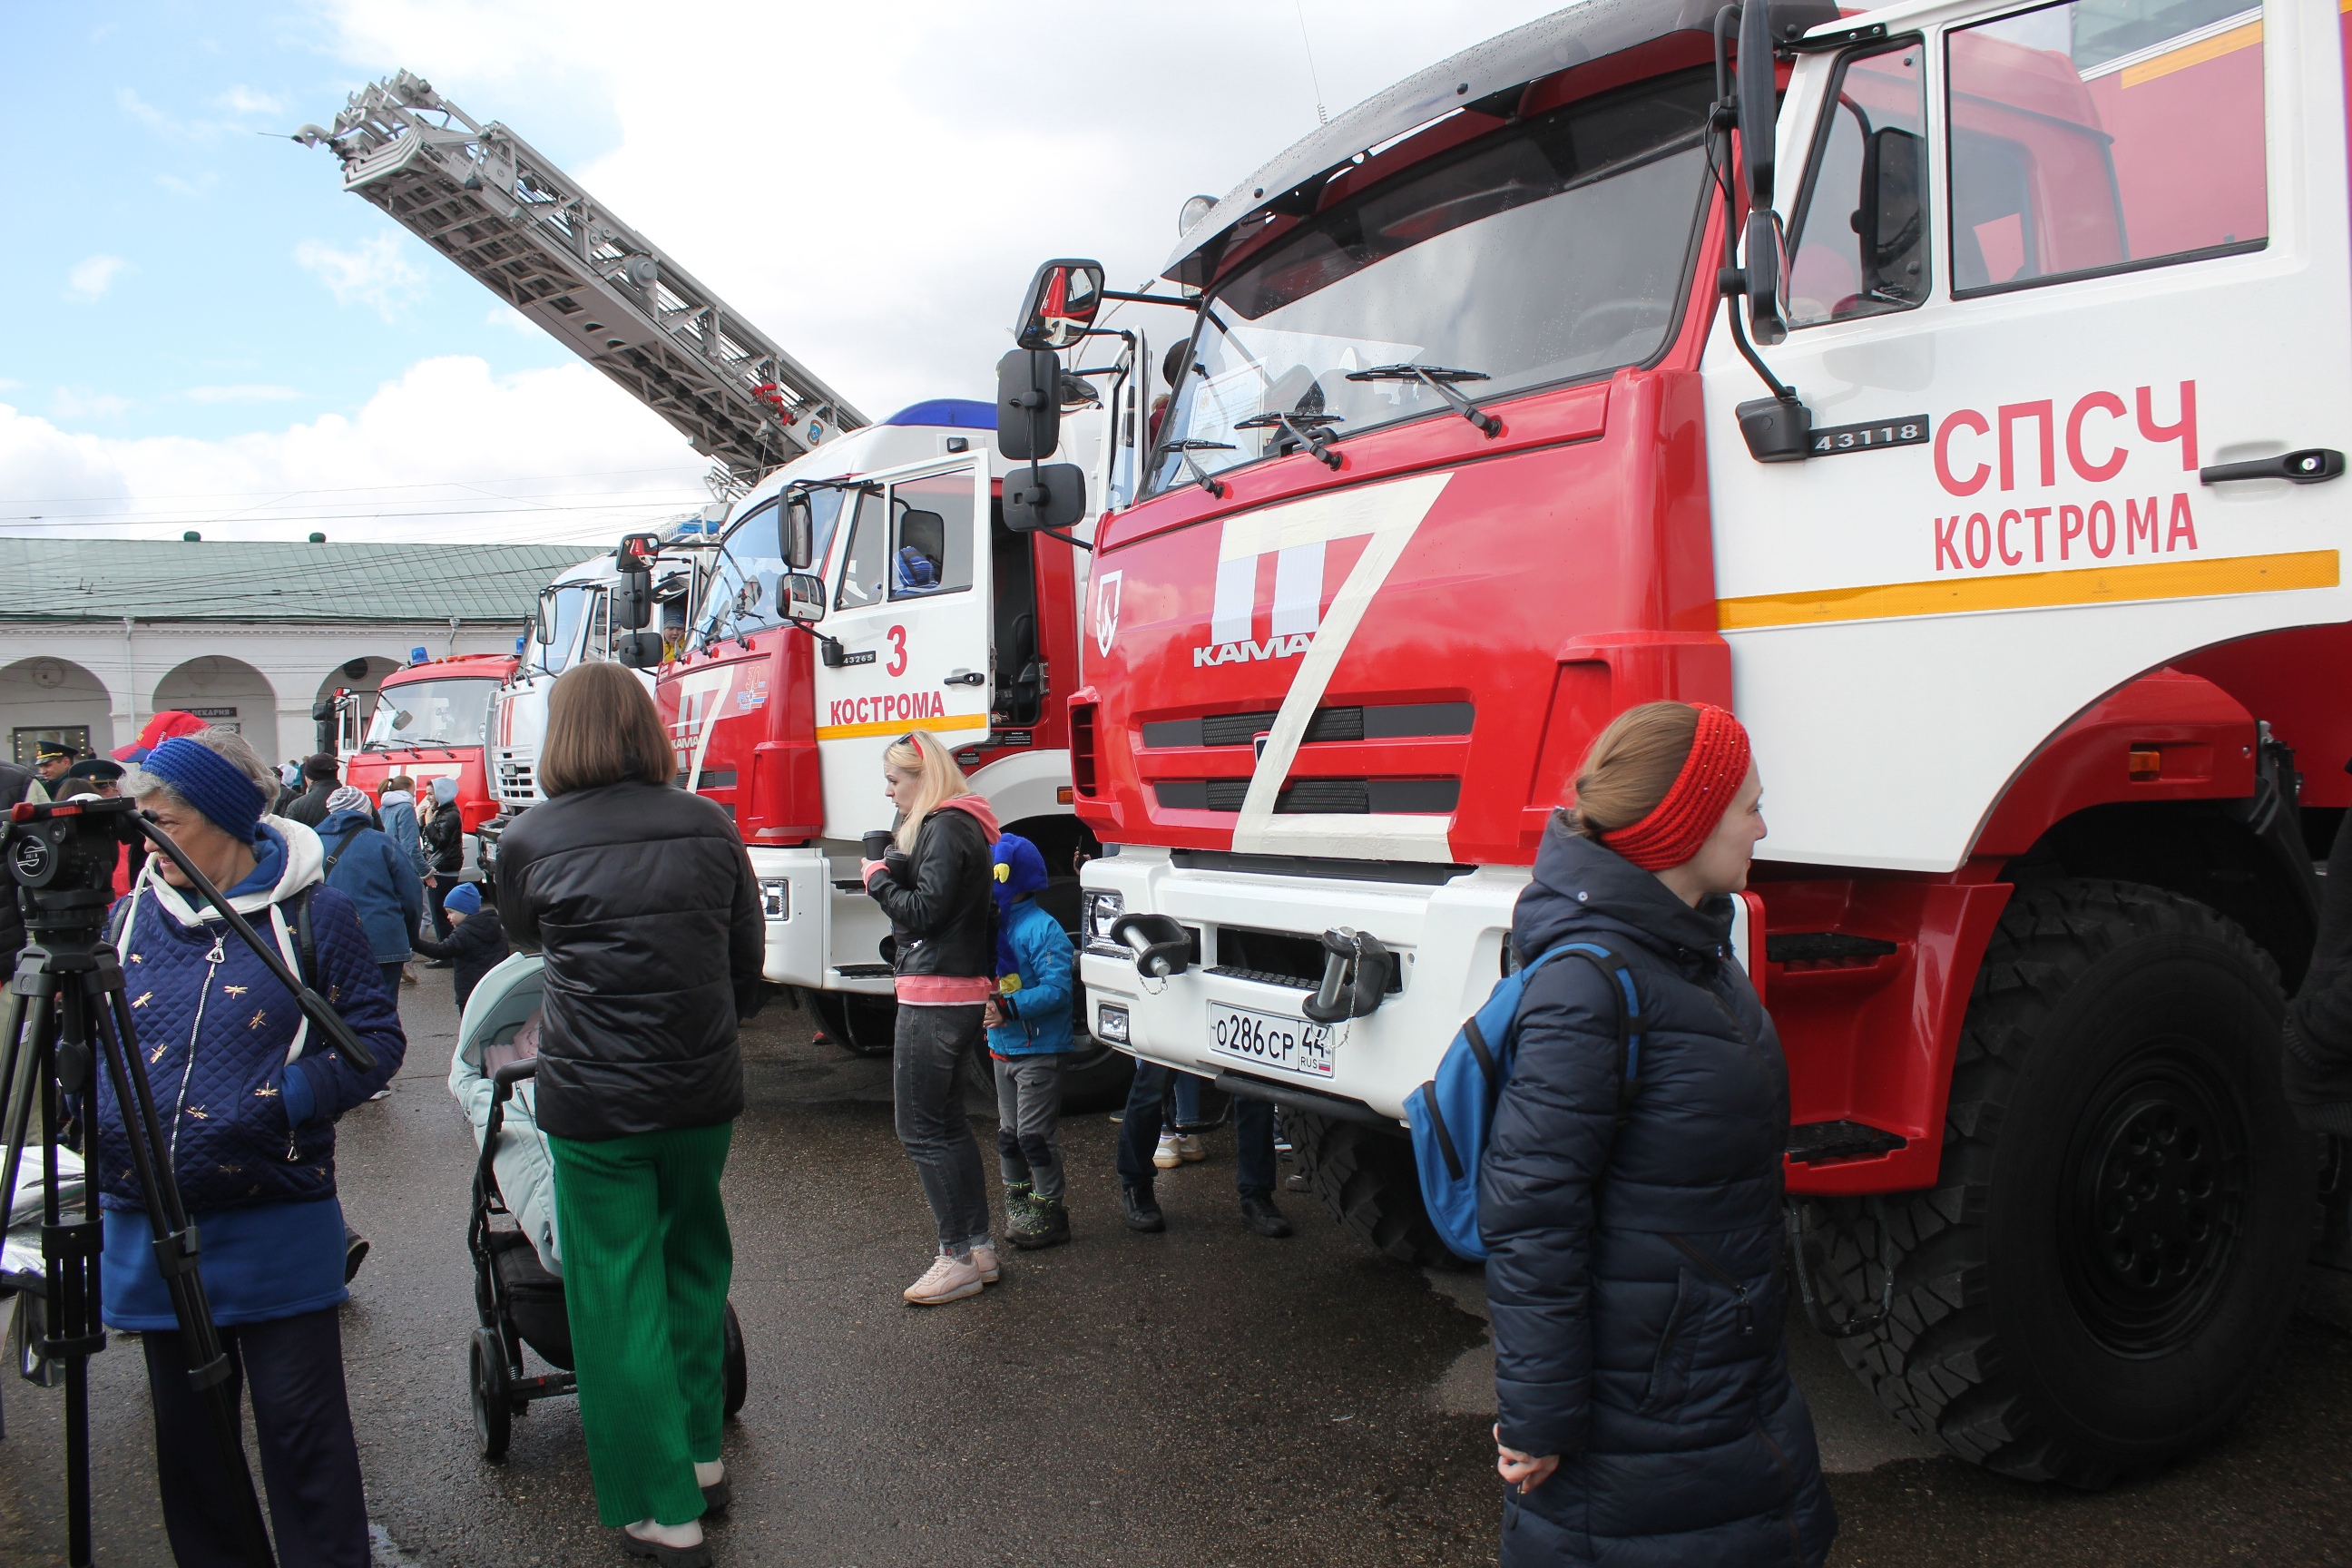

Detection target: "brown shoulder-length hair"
[539, 662, 673, 796]
[1561, 701, 1700, 837]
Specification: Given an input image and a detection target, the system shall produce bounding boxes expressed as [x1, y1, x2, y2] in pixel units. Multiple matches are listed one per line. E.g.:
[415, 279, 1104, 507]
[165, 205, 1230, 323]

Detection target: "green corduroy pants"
[547, 1120, 735, 1528]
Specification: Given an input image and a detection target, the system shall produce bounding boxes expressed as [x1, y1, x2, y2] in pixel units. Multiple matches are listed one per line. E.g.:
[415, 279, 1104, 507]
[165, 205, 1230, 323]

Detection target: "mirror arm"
[1099, 289, 1191, 307]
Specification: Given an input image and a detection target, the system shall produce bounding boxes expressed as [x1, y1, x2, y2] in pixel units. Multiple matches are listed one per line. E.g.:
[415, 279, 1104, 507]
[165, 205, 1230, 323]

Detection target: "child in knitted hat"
[408, 880, 508, 1011]
[984, 834, 1074, 1250]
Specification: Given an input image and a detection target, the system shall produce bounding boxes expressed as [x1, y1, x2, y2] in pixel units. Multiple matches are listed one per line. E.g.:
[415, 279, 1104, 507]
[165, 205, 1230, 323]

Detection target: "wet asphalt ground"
[1, 978, 2347, 1567]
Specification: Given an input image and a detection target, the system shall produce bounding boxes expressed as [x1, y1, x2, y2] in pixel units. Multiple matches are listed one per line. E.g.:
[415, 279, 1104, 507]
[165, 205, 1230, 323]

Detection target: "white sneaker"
[1153, 1132, 1183, 1170]
[1176, 1132, 1207, 1163]
[971, 1243, 1001, 1283]
[903, 1252, 984, 1305]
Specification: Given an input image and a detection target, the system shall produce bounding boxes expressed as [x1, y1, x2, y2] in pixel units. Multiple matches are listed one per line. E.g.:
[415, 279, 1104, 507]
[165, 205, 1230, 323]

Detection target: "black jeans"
[425, 878, 453, 940]
[142, 1307, 369, 1568]
[1115, 1061, 1277, 1197]
[892, 1004, 992, 1254]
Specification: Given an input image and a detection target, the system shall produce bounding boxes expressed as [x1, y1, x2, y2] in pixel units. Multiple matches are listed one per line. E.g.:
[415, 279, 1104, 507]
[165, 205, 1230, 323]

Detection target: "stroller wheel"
[721, 1301, 748, 1419]
[469, 1328, 513, 1461]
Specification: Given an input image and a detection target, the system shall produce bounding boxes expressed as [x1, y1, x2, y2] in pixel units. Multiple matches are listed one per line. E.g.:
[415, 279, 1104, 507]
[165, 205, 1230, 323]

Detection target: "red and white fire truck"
[1020, 0, 2352, 1485]
[339, 652, 516, 839]
[647, 393, 1144, 1102]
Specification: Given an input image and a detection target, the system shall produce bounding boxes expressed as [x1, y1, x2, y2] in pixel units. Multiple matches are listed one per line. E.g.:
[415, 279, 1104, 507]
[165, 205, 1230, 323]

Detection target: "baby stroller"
[457, 954, 748, 1461]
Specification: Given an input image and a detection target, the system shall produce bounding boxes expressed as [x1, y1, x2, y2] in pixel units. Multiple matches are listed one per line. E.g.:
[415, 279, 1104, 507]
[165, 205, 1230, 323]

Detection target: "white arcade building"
[0, 538, 596, 769]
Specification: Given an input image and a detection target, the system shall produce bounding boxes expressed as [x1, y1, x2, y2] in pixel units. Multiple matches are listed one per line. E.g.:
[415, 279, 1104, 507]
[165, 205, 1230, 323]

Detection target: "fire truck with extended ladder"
[1004, 0, 2352, 1485]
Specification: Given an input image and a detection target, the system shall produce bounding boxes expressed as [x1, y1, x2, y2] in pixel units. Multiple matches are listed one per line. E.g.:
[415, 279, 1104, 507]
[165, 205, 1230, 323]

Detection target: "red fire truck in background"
[340, 652, 515, 841]
[1010, 0, 2352, 1488]
[645, 396, 1148, 1106]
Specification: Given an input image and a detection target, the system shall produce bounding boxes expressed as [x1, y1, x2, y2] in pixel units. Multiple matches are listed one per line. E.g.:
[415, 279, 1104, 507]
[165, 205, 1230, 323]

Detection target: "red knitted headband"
[1596, 705, 1753, 871]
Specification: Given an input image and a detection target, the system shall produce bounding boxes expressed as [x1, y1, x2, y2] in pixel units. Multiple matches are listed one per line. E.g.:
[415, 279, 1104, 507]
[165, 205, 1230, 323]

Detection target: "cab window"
[836, 490, 889, 611]
[888, 470, 975, 601]
[1788, 41, 1928, 328]
[1946, 0, 2264, 295]
[695, 500, 785, 642]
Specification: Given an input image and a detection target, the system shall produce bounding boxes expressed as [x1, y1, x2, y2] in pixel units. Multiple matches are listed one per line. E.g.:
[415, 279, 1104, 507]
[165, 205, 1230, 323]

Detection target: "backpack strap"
[319, 828, 360, 882]
[293, 886, 318, 992]
[1539, 942, 1645, 1123]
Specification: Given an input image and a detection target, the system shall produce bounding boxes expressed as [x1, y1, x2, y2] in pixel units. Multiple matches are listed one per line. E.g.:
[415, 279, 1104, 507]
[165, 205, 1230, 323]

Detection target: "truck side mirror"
[1004, 463, 1088, 534]
[1736, 0, 1789, 347]
[1014, 259, 1105, 350]
[534, 591, 557, 644]
[1857, 126, 1925, 302]
[779, 572, 826, 623]
[997, 348, 1062, 462]
[613, 533, 659, 630]
[783, 490, 814, 571]
[613, 631, 665, 669]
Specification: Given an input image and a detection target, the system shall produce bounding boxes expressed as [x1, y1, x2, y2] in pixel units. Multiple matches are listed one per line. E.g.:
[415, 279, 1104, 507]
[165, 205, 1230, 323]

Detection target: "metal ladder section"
[300, 70, 868, 494]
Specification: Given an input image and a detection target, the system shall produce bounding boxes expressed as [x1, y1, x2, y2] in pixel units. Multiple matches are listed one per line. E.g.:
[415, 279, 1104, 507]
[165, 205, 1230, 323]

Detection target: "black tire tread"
[1799, 877, 2295, 1488]
[1282, 1110, 1457, 1268]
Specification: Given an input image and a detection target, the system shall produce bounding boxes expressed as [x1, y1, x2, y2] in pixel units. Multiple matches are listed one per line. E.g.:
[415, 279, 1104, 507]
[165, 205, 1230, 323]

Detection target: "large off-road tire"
[1282, 1109, 1458, 1268]
[1798, 878, 2312, 1486]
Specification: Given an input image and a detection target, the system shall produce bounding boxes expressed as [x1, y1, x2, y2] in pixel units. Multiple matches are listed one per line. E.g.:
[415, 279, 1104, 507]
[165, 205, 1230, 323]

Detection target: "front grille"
[1142, 701, 1472, 750]
[1154, 778, 1458, 814]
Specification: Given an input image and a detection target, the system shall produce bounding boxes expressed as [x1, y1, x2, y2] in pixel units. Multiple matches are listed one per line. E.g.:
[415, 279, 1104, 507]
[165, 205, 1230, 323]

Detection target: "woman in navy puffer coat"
[1482, 702, 1834, 1567]
[99, 731, 405, 1568]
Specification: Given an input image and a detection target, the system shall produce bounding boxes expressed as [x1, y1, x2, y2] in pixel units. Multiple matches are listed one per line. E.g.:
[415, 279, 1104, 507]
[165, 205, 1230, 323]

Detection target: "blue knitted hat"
[445, 882, 483, 916]
[142, 737, 265, 844]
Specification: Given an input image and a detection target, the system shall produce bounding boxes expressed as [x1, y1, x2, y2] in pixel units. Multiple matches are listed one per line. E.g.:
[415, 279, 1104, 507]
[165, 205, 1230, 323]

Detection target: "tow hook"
[1303, 926, 1392, 1024]
[1110, 913, 1192, 979]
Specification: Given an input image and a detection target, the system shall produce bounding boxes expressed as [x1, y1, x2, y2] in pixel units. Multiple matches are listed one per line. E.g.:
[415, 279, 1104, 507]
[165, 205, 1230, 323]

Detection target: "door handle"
[944, 669, 986, 686]
[2199, 448, 2346, 485]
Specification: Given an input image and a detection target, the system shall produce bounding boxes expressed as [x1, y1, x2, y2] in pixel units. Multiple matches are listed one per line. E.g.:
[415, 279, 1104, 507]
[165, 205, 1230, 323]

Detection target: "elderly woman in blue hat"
[103, 728, 405, 1568]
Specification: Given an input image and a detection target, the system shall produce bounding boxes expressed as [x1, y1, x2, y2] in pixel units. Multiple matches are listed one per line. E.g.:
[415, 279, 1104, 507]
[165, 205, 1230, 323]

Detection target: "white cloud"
[156, 172, 220, 199]
[211, 84, 285, 116]
[318, 0, 1565, 418]
[115, 86, 176, 134]
[177, 385, 302, 405]
[485, 306, 540, 335]
[51, 388, 132, 420]
[0, 379, 23, 394]
[0, 356, 709, 543]
[294, 233, 426, 321]
[65, 254, 132, 302]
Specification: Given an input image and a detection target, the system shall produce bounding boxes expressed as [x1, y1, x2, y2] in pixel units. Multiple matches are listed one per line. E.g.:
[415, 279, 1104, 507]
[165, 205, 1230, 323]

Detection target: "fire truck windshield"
[1149, 72, 1715, 494]
[696, 488, 848, 644]
[362, 678, 497, 750]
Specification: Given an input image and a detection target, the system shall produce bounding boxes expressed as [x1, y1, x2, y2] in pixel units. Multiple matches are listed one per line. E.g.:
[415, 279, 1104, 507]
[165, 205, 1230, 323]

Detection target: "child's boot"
[1010, 1196, 1070, 1250]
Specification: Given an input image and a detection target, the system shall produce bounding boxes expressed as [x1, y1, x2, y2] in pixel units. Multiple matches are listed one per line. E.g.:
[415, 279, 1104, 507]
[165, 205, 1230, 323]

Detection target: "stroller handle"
[491, 1058, 540, 1097]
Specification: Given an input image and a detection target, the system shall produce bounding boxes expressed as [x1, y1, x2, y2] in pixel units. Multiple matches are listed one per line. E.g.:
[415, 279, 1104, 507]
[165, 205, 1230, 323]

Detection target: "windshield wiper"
[1233, 410, 1344, 470]
[1345, 364, 1503, 438]
[1157, 439, 1237, 498]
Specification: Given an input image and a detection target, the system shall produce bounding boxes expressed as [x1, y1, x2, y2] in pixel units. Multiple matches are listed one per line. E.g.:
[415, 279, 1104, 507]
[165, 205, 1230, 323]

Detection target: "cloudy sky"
[1, 0, 1565, 545]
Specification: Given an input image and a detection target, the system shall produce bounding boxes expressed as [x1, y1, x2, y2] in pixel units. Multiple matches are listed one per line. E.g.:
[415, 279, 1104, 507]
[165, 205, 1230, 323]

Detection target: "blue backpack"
[1406, 941, 1642, 1262]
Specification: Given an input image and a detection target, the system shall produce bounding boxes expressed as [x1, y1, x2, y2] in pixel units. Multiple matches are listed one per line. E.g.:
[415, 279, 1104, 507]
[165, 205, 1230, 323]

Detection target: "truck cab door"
[1704, 0, 2352, 872]
[811, 456, 995, 838]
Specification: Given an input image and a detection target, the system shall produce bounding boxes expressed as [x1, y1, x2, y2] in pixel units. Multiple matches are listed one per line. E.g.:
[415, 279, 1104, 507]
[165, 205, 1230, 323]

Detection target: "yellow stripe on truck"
[1718, 549, 2339, 631]
[813, 712, 992, 742]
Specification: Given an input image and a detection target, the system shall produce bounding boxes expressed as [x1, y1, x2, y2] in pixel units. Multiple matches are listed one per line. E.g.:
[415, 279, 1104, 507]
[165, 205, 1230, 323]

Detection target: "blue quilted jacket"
[1482, 827, 1834, 1568]
[93, 821, 407, 1214]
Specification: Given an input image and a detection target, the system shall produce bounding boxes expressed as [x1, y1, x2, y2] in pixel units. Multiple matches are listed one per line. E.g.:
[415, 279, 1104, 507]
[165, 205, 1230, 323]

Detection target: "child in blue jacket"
[985, 835, 1074, 1249]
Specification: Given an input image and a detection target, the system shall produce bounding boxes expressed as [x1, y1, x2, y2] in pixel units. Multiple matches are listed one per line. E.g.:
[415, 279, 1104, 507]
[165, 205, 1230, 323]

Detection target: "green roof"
[0, 539, 603, 624]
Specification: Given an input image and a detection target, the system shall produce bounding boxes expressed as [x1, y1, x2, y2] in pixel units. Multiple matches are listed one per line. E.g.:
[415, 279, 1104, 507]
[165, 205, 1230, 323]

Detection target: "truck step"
[1786, 1120, 1907, 1164]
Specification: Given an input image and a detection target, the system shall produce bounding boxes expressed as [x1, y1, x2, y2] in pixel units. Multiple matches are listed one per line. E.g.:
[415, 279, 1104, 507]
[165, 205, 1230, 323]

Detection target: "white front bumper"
[1077, 847, 1530, 1122]
[747, 843, 896, 994]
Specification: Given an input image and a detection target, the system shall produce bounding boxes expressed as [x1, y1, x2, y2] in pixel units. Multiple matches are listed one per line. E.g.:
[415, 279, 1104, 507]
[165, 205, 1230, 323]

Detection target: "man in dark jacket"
[282, 753, 344, 827]
[0, 757, 41, 971]
[1480, 825, 1836, 1568]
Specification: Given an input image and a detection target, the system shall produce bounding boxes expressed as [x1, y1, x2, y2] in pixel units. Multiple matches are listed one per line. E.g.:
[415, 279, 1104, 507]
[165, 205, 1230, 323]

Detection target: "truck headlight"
[1081, 889, 1125, 956]
[760, 878, 789, 920]
[1095, 1003, 1130, 1044]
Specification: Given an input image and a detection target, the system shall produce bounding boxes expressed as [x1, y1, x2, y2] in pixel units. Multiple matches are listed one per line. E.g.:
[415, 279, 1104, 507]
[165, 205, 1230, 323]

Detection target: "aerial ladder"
[298, 69, 866, 495]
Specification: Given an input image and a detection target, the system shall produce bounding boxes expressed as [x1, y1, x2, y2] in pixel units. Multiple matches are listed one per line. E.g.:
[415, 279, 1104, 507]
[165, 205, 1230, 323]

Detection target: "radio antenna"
[1294, 0, 1329, 125]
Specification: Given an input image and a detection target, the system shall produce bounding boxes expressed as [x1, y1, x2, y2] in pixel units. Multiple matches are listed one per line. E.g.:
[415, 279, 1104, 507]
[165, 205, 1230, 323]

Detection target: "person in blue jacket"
[316, 783, 425, 1003]
[1482, 701, 1833, 1568]
[984, 834, 1074, 1250]
[104, 730, 406, 1568]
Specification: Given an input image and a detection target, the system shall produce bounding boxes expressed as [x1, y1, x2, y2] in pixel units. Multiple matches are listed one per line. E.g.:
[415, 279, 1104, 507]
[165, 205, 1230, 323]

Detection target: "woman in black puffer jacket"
[1483, 701, 1835, 1568]
[860, 730, 1002, 1308]
[495, 662, 763, 1566]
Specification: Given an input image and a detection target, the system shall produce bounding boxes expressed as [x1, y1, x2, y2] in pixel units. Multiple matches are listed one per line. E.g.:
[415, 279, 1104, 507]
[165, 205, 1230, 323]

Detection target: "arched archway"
[315, 656, 402, 756]
[155, 656, 279, 763]
[0, 656, 115, 768]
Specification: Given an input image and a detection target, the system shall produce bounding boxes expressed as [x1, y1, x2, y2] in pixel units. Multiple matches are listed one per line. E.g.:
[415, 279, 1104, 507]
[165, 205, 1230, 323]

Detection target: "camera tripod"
[0, 797, 374, 1568]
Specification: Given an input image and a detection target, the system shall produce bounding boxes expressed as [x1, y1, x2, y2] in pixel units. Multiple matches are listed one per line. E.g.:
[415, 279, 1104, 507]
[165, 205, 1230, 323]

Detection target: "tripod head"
[4, 797, 375, 1071]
